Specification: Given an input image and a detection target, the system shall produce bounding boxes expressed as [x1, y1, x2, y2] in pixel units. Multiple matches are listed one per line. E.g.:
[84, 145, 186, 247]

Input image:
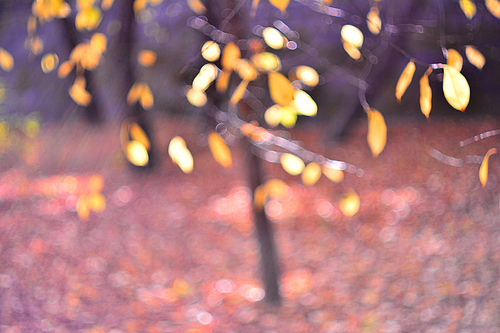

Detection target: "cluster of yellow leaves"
[254, 179, 289, 211]
[76, 174, 106, 221]
[75, 0, 102, 31]
[127, 82, 154, 110]
[120, 119, 151, 167]
[31, 0, 70, 23]
[341, 25, 364, 60]
[280, 154, 345, 186]
[0, 48, 14, 72]
[168, 136, 193, 174]
[58, 33, 107, 78]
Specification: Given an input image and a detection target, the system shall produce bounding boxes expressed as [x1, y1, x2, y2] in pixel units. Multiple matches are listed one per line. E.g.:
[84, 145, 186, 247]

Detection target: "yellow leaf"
[229, 79, 249, 106]
[90, 32, 107, 54]
[208, 131, 233, 168]
[342, 40, 361, 60]
[221, 43, 241, 70]
[264, 179, 289, 199]
[460, 0, 476, 19]
[479, 148, 497, 187]
[101, 0, 115, 10]
[0, 48, 14, 72]
[341, 25, 363, 49]
[339, 190, 360, 217]
[57, 60, 74, 78]
[268, 72, 294, 106]
[216, 69, 231, 93]
[41, 53, 59, 73]
[447, 49, 463, 72]
[465, 45, 485, 70]
[76, 195, 90, 221]
[367, 6, 381, 35]
[366, 108, 387, 158]
[253, 185, 267, 211]
[137, 49, 157, 67]
[192, 63, 218, 91]
[264, 104, 281, 127]
[301, 162, 321, 186]
[419, 68, 433, 119]
[280, 153, 305, 176]
[29, 36, 44, 56]
[88, 174, 104, 193]
[294, 66, 319, 87]
[486, 0, 500, 19]
[129, 122, 151, 150]
[186, 87, 207, 107]
[289, 90, 317, 116]
[139, 83, 154, 109]
[187, 0, 206, 14]
[395, 60, 415, 102]
[75, 7, 102, 31]
[263, 27, 286, 49]
[87, 192, 106, 213]
[269, 0, 290, 13]
[126, 140, 149, 166]
[234, 59, 258, 81]
[69, 76, 92, 106]
[168, 136, 193, 174]
[251, 52, 282, 73]
[443, 65, 470, 111]
[279, 106, 298, 128]
[201, 41, 220, 62]
[322, 165, 344, 183]
[127, 83, 141, 105]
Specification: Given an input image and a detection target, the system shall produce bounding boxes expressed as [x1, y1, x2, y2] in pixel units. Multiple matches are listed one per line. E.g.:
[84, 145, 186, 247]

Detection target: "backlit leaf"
[168, 136, 193, 174]
[186, 87, 207, 107]
[269, 0, 290, 13]
[87, 192, 106, 213]
[342, 41, 361, 60]
[290, 90, 317, 116]
[269, 72, 294, 106]
[137, 49, 157, 67]
[367, 6, 381, 35]
[443, 65, 470, 111]
[252, 52, 281, 73]
[139, 83, 154, 109]
[76, 195, 90, 220]
[339, 190, 360, 217]
[201, 41, 220, 62]
[41, 53, 59, 73]
[264, 104, 281, 127]
[447, 49, 463, 72]
[294, 66, 319, 87]
[187, 0, 206, 14]
[419, 68, 432, 119]
[465, 45, 485, 70]
[263, 27, 286, 49]
[193, 63, 218, 91]
[486, 0, 500, 19]
[127, 82, 141, 105]
[75, 7, 102, 31]
[221, 43, 241, 70]
[208, 131, 233, 168]
[279, 106, 298, 128]
[129, 122, 150, 150]
[229, 79, 249, 106]
[366, 108, 387, 158]
[216, 69, 231, 93]
[69, 76, 92, 106]
[265, 179, 289, 199]
[127, 140, 149, 166]
[341, 25, 363, 49]
[460, 0, 476, 19]
[234, 59, 258, 81]
[302, 162, 321, 186]
[57, 60, 74, 78]
[322, 164, 344, 183]
[90, 33, 107, 54]
[0, 48, 14, 72]
[280, 153, 305, 176]
[395, 60, 415, 102]
[479, 148, 497, 187]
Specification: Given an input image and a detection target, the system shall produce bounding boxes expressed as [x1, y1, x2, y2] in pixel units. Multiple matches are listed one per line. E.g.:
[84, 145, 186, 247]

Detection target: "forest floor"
[2, 115, 500, 333]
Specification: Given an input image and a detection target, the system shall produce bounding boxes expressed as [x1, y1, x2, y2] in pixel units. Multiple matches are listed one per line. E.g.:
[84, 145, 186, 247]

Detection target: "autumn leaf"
[447, 49, 463, 72]
[268, 72, 294, 106]
[201, 41, 220, 62]
[395, 60, 415, 102]
[41, 53, 59, 73]
[221, 43, 241, 70]
[187, 0, 206, 14]
[251, 52, 282, 73]
[208, 131, 233, 168]
[120, 119, 150, 167]
[263, 27, 286, 49]
[465, 45, 485, 70]
[443, 65, 470, 111]
[234, 59, 258, 81]
[302, 162, 322, 186]
[229, 79, 249, 106]
[0, 47, 14, 72]
[129, 122, 151, 150]
[419, 68, 433, 119]
[289, 90, 317, 116]
[322, 164, 344, 183]
[486, 0, 500, 19]
[69, 76, 92, 106]
[480, 148, 497, 187]
[137, 50, 157, 67]
[339, 190, 360, 217]
[126, 141, 149, 167]
[367, 6, 382, 35]
[341, 25, 363, 49]
[269, 0, 290, 13]
[216, 69, 231, 93]
[101, 0, 115, 10]
[293, 66, 319, 87]
[366, 108, 387, 157]
[57, 60, 74, 78]
[139, 83, 154, 109]
[459, 0, 477, 20]
[186, 87, 207, 107]
[168, 136, 193, 174]
[280, 153, 305, 175]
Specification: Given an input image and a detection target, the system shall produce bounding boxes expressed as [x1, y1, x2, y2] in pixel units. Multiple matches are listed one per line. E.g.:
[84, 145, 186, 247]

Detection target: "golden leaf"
[187, 0, 206, 14]
[302, 162, 321, 186]
[127, 140, 149, 166]
[75, 7, 102, 31]
[460, 0, 476, 19]
[280, 153, 305, 176]
[216, 69, 231, 93]
[447, 49, 463, 72]
[294, 66, 319, 87]
[342, 40, 361, 60]
[341, 25, 363, 49]
[264, 104, 281, 127]
[419, 68, 432, 119]
[443, 65, 470, 111]
[87, 192, 106, 212]
[229, 79, 249, 106]
[127, 83, 141, 105]
[289, 90, 317, 116]
[479, 148, 497, 187]
[268, 72, 294, 106]
[137, 49, 157, 67]
[221, 43, 241, 70]
[76, 195, 90, 220]
[192, 63, 218, 91]
[395, 60, 415, 102]
[253, 185, 267, 211]
[57, 60, 74, 78]
[129, 122, 151, 150]
[263, 27, 286, 49]
[234, 59, 258, 81]
[486, 0, 500, 19]
[366, 108, 387, 158]
[465, 45, 485, 70]
[90, 33, 107, 54]
[265, 179, 289, 199]
[139, 82, 154, 109]
[279, 106, 298, 128]
[322, 165, 344, 183]
[339, 190, 360, 217]
[69, 76, 92, 106]
[201, 41, 220, 62]
[0, 48, 14, 72]
[269, 0, 290, 13]
[41, 53, 59, 73]
[367, 6, 381, 35]
[168, 136, 193, 174]
[208, 131, 233, 168]
[251, 52, 282, 73]
[186, 87, 207, 107]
